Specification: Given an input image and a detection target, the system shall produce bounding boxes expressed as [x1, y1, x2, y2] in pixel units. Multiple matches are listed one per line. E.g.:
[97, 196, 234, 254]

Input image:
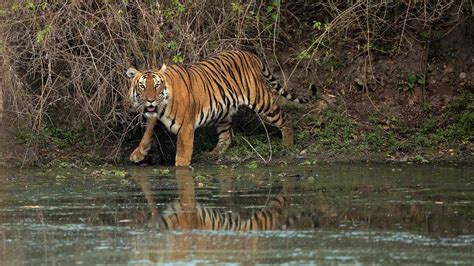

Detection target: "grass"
[311, 109, 357, 151]
[14, 126, 80, 149]
[233, 92, 473, 161]
[409, 93, 473, 148]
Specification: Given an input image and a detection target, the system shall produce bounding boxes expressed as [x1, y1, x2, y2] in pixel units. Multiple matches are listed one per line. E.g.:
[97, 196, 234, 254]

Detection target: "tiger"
[126, 50, 309, 166]
[130, 168, 318, 264]
[159, 196, 290, 231]
[132, 167, 317, 231]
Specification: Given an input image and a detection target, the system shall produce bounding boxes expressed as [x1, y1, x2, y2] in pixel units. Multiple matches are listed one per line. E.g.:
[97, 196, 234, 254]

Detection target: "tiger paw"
[130, 147, 146, 163]
[202, 150, 222, 161]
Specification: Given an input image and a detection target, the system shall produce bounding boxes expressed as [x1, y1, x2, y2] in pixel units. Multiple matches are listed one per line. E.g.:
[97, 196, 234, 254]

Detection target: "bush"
[1, 0, 281, 160]
[0, 0, 470, 162]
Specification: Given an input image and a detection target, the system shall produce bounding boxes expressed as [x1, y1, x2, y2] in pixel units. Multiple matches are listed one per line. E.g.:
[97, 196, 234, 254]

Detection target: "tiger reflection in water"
[130, 168, 316, 263]
[132, 167, 311, 231]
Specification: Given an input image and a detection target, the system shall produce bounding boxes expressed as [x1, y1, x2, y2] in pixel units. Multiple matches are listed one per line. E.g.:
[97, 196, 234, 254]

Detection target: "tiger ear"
[126, 67, 138, 79]
[160, 64, 167, 72]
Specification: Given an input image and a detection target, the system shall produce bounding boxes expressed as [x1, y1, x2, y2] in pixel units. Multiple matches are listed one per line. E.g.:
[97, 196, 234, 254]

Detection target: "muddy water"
[0, 164, 473, 264]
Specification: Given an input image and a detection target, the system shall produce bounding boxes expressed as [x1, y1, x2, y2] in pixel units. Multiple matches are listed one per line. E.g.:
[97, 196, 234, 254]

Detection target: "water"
[0, 164, 473, 264]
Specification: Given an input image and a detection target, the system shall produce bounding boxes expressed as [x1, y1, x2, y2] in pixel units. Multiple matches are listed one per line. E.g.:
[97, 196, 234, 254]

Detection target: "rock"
[459, 72, 467, 79]
[443, 64, 454, 73]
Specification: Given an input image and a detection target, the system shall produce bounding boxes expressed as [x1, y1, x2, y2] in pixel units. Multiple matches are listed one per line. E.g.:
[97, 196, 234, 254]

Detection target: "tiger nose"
[146, 99, 154, 105]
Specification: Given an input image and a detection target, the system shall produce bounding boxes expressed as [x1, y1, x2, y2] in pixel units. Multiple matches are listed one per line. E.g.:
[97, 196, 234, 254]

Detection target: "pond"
[0, 164, 473, 264]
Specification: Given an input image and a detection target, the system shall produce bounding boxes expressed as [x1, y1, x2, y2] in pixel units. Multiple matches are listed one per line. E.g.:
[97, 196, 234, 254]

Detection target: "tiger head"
[126, 65, 169, 118]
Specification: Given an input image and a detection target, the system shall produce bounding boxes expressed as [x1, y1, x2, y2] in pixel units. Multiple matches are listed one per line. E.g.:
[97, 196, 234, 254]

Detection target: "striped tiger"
[130, 168, 317, 264]
[133, 168, 317, 231]
[159, 196, 289, 231]
[126, 50, 309, 166]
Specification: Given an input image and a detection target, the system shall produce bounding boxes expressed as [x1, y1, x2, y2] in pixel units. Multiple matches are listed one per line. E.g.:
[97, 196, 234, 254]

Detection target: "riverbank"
[0, 1, 472, 168]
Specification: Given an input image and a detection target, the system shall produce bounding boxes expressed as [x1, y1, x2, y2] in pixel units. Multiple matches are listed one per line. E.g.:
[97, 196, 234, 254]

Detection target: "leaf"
[313, 21, 321, 30]
[167, 41, 177, 50]
[417, 75, 426, 85]
[40, 2, 48, 10]
[0, 42, 5, 55]
[172, 53, 184, 64]
[245, 161, 258, 169]
[195, 175, 206, 181]
[111, 169, 128, 178]
[407, 72, 418, 84]
[271, 13, 279, 21]
[230, 2, 241, 13]
[35, 25, 53, 44]
[26, 0, 35, 11]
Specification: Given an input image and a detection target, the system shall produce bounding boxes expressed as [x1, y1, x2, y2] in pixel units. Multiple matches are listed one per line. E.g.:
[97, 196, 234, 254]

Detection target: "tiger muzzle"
[144, 101, 158, 113]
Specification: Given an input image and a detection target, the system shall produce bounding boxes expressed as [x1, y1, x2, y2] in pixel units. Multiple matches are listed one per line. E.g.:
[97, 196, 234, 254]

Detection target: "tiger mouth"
[145, 106, 157, 113]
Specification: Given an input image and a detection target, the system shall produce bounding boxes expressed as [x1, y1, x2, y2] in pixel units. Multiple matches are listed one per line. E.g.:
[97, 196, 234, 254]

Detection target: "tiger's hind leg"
[207, 119, 234, 159]
[257, 104, 294, 147]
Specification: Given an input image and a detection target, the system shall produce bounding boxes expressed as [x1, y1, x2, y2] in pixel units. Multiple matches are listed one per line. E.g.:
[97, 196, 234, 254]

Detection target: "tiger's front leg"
[175, 125, 195, 166]
[130, 117, 158, 163]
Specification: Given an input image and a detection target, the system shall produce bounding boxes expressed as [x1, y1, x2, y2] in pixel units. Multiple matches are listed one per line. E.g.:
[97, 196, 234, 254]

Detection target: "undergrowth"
[0, 0, 471, 165]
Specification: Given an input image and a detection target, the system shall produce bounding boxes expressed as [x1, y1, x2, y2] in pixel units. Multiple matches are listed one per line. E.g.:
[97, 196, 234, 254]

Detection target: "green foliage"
[362, 127, 400, 152]
[230, 2, 242, 13]
[225, 133, 285, 160]
[297, 50, 311, 60]
[448, 93, 474, 112]
[415, 155, 429, 163]
[36, 24, 53, 43]
[3, 0, 472, 165]
[245, 160, 258, 169]
[21, 1, 48, 12]
[442, 111, 473, 141]
[422, 102, 433, 112]
[0, 41, 5, 55]
[39, 2, 48, 10]
[110, 169, 128, 178]
[403, 72, 425, 92]
[172, 53, 184, 64]
[46, 127, 79, 148]
[311, 20, 331, 32]
[167, 41, 178, 50]
[90, 168, 129, 178]
[311, 109, 356, 151]
[26, 0, 35, 11]
[154, 168, 171, 175]
[405, 93, 473, 148]
[47, 159, 71, 168]
[312, 21, 322, 30]
[263, 0, 282, 30]
[166, 41, 184, 64]
[194, 175, 206, 181]
[320, 51, 345, 71]
[163, 0, 186, 19]
[368, 41, 396, 55]
[418, 30, 429, 41]
[299, 159, 317, 165]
